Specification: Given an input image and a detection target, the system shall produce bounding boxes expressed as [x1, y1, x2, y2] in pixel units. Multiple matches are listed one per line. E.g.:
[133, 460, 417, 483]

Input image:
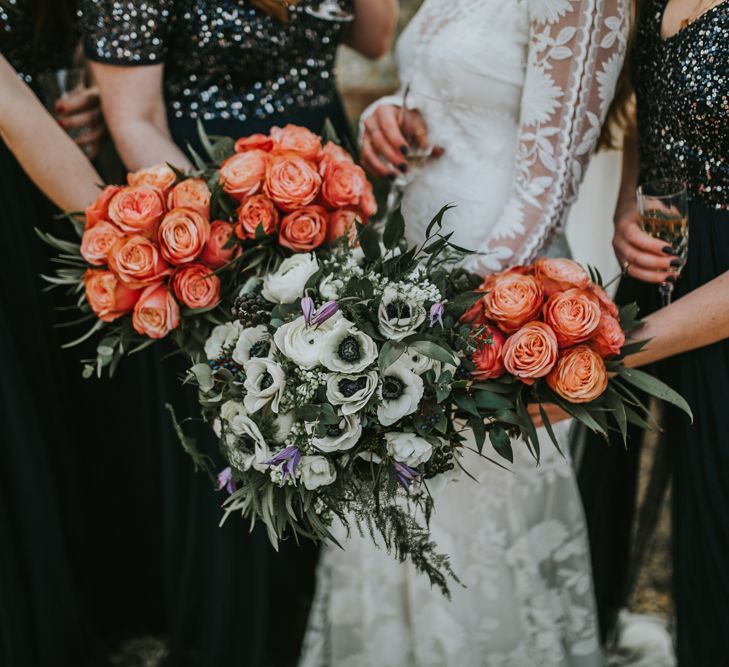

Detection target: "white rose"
[319, 274, 344, 301]
[274, 313, 341, 369]
[376, 361, 424, 426]
[378, 286, 426, 341]
[220, 399, 247, 424]
[205, 322, 242, 360]
[385, 432, 433, 467]
[243, 358, 286, 414]
[272, 411, 295, 445]
[325, 371, 379, 415]
[232, 325, 272, 365]
[261, 253, 319, 304]
[310, 413, 362, 453]
[299, 456, 337, 490]
[319, 318, 378, 373]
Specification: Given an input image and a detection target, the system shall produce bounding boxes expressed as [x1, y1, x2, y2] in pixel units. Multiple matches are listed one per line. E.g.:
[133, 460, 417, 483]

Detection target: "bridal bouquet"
[38, 123, 375, 376]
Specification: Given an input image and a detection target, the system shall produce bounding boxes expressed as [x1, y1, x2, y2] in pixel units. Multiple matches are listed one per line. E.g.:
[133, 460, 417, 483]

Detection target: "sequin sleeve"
[81, 0, 172, 65]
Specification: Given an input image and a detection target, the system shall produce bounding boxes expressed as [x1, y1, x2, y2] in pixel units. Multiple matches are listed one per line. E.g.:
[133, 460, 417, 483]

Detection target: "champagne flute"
[636, 179, 689, 306]
[305, 0, 354, 22]
[36, 67, 94, 143]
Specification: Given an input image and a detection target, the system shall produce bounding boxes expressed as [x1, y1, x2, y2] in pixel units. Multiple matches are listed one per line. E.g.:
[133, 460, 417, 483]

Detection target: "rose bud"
[127, 163, 178, 192]
[326, 208, 360, 244]
[278, 205, 328, 252]
[264, 153, 322, 212]
[85, 185, 121, 229]
[108, 185, 167, 237]
[320, 161, 367, 210]
[270, 124, 322, 161]
[108, 235, 172, 289]
[534, 257, 590, 296]
[171, 263, 221, 310]
[235, 194, 278, 239]
[132, 282, 181, 339]
[483, 272, 544, 334]
[80, 220, 124, 266]
[502, 321, 559, 384]
[590, 313, 626, 358]
[167, 178, 211, 218]
[83, 269, 142, 323]
[547, 345, 609, 403]
[471, 327, 507, 380]
[157, 207, 211, 266]
[201, 220, 239, 269]
[218, 150, 269, 201]
[235, 133, 274, 153]
[543, 288, 602, 347]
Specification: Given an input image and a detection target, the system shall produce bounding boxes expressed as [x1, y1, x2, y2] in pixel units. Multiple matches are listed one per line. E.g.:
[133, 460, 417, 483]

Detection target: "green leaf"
[489, 427, 513, 463]
[409, 340, 455, 365]
[296, 404, 321, 421]
[379, 340, 406, 370]
[474, 390, 513, 411]
[425, 203, 456, 239]
[355, 221, 381, 262]
[190, 362, 215, 392]
[603, 388, 628, 443]
[453, 390, 480, 417]
[383, 206, 405, 250]
[538, 405, 564, 457]
[470, 417, 486, 453]
[618, 367, 692, 420]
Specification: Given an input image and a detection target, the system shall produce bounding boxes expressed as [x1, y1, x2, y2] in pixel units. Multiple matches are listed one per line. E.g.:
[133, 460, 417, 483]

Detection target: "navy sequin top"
[633, 0, 729, 209]
[81, 0, 353, 124]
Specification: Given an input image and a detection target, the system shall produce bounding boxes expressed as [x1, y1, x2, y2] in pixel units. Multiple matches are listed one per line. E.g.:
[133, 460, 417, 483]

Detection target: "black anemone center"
[338, 336, 361, 363]
[386, 300, 411, 320]
[260, 372, 274, 390]
[382, 376, 405, 400]
[325, 423, 344, 438]
[338, 376, 368, 398]
[249, 340, 270, 358]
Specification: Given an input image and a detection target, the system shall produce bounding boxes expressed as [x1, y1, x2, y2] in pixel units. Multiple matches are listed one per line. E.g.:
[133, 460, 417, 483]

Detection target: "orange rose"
[588, 282, 620, 318]
[318, 141, 354, 176]
[502, 321, 559, 383]
[83, 269, 142, 323]
[271, 124, 322, 161]
[461, 296, 489, 327]
[157, 207, 211, 265]
[80, 221, 124, 266]
[590, 313, 626, 358]
[471, 327, 507, 380]
[108, 185, 167, 237]
[201, 220, 239, 269]
[235, 133, 274, 153]
[483, 272, 544, 334]
[127, 163, 177, 192]
[108, 236, 172, 289]
[218, 150, 269, 201]
[543, 288, 602, 347]
[534, 257, 590, 296]
[167, 178, 211, 218]
[278, 205, 328, 252]
[132, 283, 180, 339]
[327, 208, 361, 244]
[358, 182, 378, 220]
[265, 153, 321, 212]
[547, 345, 608, 403]
[85, 185, 120, 229]
[235, 194, 278, 239]
[320, 161, 367, 210]
[171, 264, 221, 310]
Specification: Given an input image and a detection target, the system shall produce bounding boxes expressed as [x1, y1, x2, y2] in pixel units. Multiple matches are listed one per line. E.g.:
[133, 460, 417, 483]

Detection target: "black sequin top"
[0, 0, 79, 84]
[633, 0, 729, 209]
[81, 0, 353, 124]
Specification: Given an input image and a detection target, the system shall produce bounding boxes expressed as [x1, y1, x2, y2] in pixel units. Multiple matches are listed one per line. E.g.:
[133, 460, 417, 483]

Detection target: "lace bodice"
[368, 0, 628, 271]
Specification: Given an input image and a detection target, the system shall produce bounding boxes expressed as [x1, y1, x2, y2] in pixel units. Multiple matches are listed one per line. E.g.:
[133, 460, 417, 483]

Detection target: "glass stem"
[659, 282, 674, 307]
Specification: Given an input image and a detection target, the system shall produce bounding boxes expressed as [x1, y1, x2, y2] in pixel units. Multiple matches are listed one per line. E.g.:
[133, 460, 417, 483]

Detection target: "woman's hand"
[528, 403, 571, 429]
[612, 204, 679, 284]
[56, 86, 106, 160]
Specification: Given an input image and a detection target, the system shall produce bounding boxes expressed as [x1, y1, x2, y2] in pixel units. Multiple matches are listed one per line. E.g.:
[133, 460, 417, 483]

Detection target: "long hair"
[33, 0, 75, 40]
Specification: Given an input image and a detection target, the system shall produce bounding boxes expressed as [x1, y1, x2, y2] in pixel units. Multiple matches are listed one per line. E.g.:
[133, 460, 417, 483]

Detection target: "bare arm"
[0, 56, 100, 211]
[344, 0, 398, 60]
[89, 62, 191, 172]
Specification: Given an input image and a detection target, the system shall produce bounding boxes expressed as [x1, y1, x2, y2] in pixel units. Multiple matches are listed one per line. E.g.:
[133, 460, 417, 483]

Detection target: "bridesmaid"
[79, 1, 397, 664]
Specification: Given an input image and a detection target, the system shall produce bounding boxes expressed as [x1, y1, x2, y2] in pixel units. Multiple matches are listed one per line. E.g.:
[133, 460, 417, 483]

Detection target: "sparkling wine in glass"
[305, 0, 354, 22]
[636, 179, 689, 306]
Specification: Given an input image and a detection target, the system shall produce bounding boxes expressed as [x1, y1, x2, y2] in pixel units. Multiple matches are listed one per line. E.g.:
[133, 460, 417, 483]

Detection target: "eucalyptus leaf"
[191, 362, 215, 392]
[489, 427, 513, 463]
[379, 340, 406, 370]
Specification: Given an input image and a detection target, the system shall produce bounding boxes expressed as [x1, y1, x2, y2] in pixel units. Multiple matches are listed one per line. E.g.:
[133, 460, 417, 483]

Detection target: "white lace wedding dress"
[299, 1, 629, 665]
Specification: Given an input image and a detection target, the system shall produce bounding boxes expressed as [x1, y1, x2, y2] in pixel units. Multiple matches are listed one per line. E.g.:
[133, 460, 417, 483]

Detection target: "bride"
[300, 1, 629, 666]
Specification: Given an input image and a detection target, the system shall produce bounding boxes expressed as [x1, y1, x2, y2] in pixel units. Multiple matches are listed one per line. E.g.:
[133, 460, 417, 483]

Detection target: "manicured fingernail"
[670, 259, 682, 268]
[663, 246, 676, 255]
[400, 145, 408, 155]
[398, 163, 408, 173]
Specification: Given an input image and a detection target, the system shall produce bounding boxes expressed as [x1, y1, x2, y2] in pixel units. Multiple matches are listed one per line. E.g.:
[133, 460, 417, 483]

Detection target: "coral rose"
[483, 272, 544, 334]
[80, 220, 124, 266]
[588, 282, 620, 318]
[132, 283, 180, 339]
[358, 183, 378, 220]
[265, 153, 321, 212]
[327, 208, 361, 244]
[235, 194, 278, 239]
[502, 321, 559, 383]
[318, 141, 354, 176]
[171, 264, 221, 310]
[201, 220, 239, 269]
[108, 236, 172, 289]
[471, 327, 507, 380]
[547, 345, 608, 403]
[320, 161, 367, 210]
[167, 178, 211, 218]
[127, 163, 177, 192]
[83, 269, 141, 323]
[271, 124, 322, 161]
[85, 185, 120, 229]
[461, 296, 489, 327]
[278, 205, 328, 252]
[591, 313, 626, 358]
[543, 288, 602, 347]
[535, 257, 590, 296]
[235, 133, 274, 153]
[218, 150, 269, 201]
[108, 185, 167, 237]
[157, 207, 211, 265]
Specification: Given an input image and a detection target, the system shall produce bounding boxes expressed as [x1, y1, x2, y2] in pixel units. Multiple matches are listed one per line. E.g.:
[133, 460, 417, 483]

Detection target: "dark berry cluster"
[232, 293, 271, 328]
[208, 356, 243, 375]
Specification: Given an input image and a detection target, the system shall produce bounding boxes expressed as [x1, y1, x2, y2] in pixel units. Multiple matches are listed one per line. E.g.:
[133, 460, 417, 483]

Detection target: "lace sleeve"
[81, 0, 172, 65]
[470, 0, 629, 273]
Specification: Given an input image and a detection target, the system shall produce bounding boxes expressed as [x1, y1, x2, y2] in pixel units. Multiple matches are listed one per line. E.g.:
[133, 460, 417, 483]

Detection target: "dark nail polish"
[663, 246, 677, 255]
[670, 259, 682, 268]
[387, 174, 396, 181]
[398, 163, 408, 173]
[400, 145, 408, 155]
